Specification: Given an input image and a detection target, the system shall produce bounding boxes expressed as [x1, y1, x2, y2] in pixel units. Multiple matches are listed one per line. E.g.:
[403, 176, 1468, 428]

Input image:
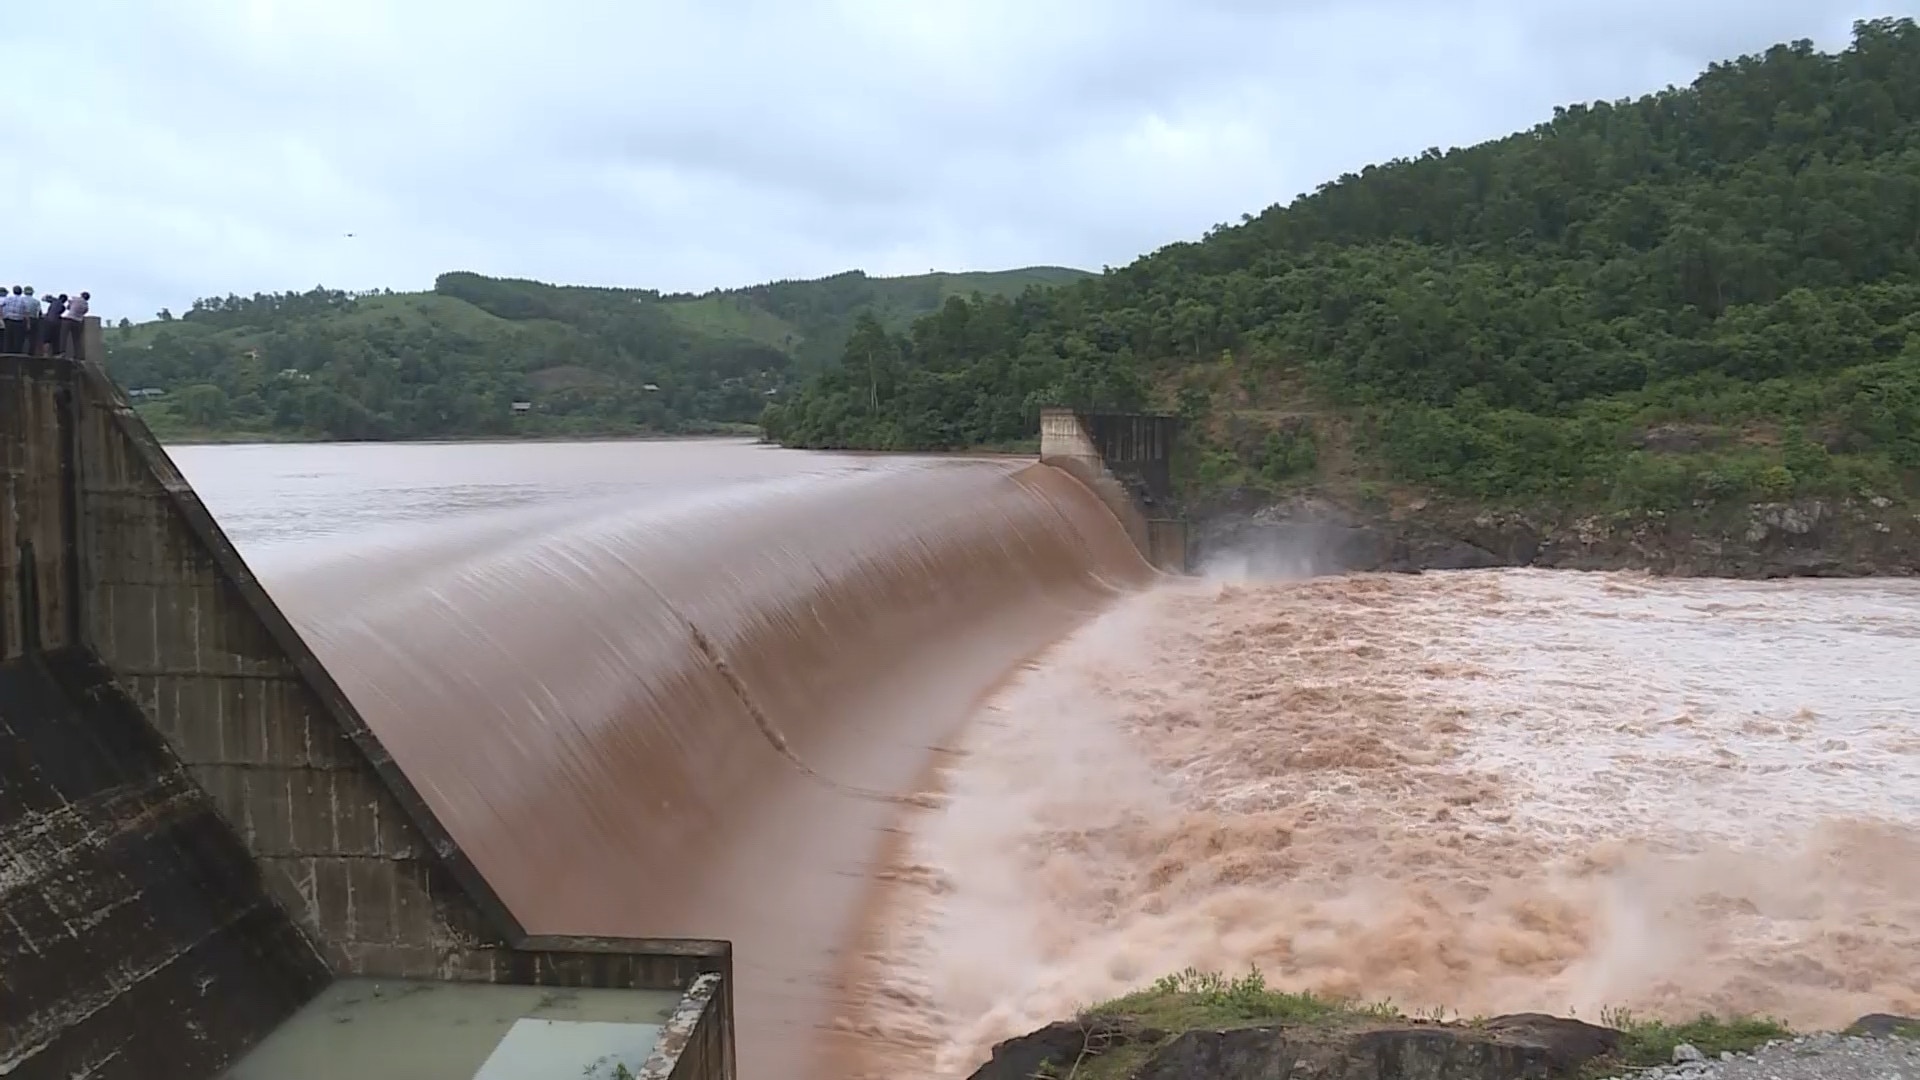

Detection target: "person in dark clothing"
[41, 294, 66, 356]
[21, 287, 40, 354]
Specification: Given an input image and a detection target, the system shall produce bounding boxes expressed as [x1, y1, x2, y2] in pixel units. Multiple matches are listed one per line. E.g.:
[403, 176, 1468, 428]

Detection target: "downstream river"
[173, 439, 1920, 1080]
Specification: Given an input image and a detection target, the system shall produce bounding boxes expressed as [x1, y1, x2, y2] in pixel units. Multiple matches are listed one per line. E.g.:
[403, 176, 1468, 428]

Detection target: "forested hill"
[765, 18, 1920, 515]
[104, 265, 1087, 442]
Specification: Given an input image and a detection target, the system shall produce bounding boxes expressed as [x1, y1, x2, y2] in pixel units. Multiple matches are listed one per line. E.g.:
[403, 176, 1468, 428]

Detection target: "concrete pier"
[1, 325, 735, 1080]
[1039, 406, 1189, 571]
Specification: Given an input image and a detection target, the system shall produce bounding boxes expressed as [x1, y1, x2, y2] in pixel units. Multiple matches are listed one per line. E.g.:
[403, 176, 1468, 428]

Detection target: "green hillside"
[104, 266, 1089, 442]
[663, 266, 1091, 367]
[765, 18, 1920, 516]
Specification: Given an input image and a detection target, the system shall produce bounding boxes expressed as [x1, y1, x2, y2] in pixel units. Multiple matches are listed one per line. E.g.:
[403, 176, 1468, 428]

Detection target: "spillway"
[244, 452, 1154, 1079]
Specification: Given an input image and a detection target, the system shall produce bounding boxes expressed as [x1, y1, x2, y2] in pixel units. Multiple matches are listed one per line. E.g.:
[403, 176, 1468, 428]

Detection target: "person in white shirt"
[1, 286, 28, 354]
[62, 292, 91, 359]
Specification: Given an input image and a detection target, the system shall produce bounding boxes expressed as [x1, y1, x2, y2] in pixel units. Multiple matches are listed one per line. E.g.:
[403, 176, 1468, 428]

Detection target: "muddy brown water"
[173, 440, 1920, 1080]
[174, 438, 1152, 1080]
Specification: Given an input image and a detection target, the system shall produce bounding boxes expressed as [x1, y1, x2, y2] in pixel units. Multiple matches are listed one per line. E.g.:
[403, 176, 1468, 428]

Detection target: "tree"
[104, 268, 1078, 442]
[174, 384, 229, 427]
[767, 19, 1920, 511]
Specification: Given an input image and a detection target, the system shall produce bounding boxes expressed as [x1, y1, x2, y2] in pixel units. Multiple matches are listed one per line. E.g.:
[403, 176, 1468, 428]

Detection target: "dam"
[11, 329, 1920, 1080]
[0, 325, 1184, 1080]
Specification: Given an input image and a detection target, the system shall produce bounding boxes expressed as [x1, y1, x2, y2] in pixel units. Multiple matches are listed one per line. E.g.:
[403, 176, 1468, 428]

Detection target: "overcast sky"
[7, 0, 1910, 322]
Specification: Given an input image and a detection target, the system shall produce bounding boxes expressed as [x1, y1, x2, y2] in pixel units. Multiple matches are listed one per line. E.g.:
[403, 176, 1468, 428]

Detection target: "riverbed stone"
[1843, 1013, 1920, 1039]
[964, 1016, 1146, 1080]
[1125, 1014, 1617, 1080]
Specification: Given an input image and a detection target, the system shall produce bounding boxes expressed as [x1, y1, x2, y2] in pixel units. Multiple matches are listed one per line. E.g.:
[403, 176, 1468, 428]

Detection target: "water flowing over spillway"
[174, 440, 1920, 1080]
[213, 446, 1152, 1080]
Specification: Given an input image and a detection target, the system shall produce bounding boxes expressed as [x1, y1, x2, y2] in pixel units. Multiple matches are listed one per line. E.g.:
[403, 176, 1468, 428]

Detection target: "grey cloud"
[8, 0, 1913, 323]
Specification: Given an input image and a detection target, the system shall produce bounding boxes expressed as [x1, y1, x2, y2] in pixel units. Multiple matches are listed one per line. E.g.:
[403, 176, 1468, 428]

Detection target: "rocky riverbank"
[1190, 492, 1920, 578]
[964, 999, 1919, 1080]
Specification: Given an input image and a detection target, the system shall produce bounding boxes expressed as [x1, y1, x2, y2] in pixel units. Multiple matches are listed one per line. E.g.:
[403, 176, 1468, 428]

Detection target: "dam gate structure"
[0, 324, 736, 1080]
[1039, 406, 1189, 572]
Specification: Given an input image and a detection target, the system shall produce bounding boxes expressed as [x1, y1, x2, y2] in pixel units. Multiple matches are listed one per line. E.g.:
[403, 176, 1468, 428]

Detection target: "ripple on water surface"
[850, 569, 1920, 1078]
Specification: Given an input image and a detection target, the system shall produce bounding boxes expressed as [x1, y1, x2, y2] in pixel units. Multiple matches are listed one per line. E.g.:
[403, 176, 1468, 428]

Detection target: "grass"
[1588, 1007, 1793, 1076]
[1155, 350, 1918, 515]
[133, 398, 757, 446]
[1058, 969, 1404, 1080]
[861, 268, 1093, 331]
[1087, 968, 1401, 1032]
[659, 294, 801, 349]
[926, 266, 1092, 297]
[134, 404, 304, 444]
[107, 268, 1092, 360]
[108, 290, 529, 349]
[1049, 969, 1794, 1080]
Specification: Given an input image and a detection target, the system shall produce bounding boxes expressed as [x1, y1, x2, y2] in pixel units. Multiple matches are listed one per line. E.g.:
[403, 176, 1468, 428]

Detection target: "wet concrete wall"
[1039, 406, 1189, 571]
[70, 361, 517, 977]
[642, 973, 730, 1080]
[0, 356, 78, 658]
[1081, 411, 1180, 509]
[0, 335, 736, 1079]
[0, 648, 330, 1080]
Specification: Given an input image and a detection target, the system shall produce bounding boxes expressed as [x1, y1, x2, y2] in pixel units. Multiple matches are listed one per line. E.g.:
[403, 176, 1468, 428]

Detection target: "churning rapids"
[175, 440, 1920, 1080]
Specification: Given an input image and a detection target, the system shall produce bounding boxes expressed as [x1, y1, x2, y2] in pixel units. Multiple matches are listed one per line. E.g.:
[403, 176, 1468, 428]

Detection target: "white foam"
[850, 569, 1920, 1077]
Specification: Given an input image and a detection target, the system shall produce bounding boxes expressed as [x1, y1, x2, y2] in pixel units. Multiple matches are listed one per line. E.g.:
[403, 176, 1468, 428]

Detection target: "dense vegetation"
[104, 267, 1086, 442]
[765, 18, 1920, 512]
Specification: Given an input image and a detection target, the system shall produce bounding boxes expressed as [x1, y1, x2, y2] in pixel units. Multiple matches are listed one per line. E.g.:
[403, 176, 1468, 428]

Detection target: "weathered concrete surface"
[639, 972, 731, 1080]
[1040, 407, 1190, 571]
[1081, 411, 1181, 510]
[0, 647, 330, 1080]
[1, 334, 737, 1079]
[67, 352, 518, 977]
[0, 355, 79, 658]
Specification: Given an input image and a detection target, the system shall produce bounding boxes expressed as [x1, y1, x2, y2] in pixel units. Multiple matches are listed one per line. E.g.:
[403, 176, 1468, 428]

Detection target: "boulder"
[1129, 1014, 1619, 1080]
[1479, 1014, 1622, 1070]
[1843, 1013, 1920, 1039]
[964, 1017, 1153, 1080]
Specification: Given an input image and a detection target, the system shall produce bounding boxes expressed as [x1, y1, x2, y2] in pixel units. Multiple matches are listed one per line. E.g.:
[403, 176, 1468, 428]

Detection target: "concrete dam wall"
[262, 456, 1158, 1079]
[3, 329, 1187, 1079]
[1039, 406, 1188, 572]
[1, 336, 735, 1080]
[0, 647, 332, 1078]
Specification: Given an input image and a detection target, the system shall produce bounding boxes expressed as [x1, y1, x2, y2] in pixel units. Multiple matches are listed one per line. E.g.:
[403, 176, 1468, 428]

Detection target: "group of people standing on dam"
[1, 285, 91, 358]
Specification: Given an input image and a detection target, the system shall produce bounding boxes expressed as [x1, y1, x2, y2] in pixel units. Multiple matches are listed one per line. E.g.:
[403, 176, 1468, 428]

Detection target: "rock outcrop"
[965, 1014, 1621, 1080]
[1842, 1013, 1920, 1039]
[964, 1017, 1152, 1080]
[1191, 492, 1920, 578]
